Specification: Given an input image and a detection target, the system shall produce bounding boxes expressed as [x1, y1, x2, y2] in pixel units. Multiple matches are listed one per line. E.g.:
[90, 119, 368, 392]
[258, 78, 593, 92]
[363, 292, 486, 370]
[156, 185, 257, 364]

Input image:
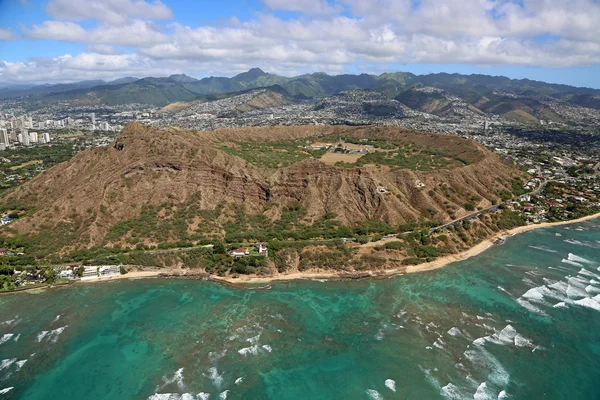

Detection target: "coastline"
[212, 211, 600, 284]
[5, 212, 600, 292]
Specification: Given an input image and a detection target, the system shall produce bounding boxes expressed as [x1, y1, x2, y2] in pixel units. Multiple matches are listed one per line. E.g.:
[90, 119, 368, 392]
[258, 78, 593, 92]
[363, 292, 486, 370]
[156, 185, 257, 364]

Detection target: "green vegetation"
[334, 142, 468, 171]
[0, 143, 76, 192]
[219, 140, 326, 168]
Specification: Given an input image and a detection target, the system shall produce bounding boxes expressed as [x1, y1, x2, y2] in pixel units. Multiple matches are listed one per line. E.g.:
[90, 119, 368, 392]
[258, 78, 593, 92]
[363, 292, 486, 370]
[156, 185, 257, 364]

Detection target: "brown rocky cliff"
[4, 123, 523, 248]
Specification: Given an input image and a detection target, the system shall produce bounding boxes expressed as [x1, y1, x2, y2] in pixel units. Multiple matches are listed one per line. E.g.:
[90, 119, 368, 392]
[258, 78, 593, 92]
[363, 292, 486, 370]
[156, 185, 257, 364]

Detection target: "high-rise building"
[20, 129, 30, 146]
[29, 131, 38, 143]
[102, 122, 110, 131]
[38, 121, 45, 129]
[0, 129, 9, 147]
[28, 116, 33, 129]
[42, 132, 50, 144]
[90, 112, 95, 125]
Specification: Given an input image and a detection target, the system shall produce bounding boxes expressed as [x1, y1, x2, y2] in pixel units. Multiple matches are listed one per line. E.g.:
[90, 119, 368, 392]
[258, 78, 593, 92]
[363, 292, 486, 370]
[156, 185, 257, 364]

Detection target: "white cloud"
[262, 0, 340, 16]
[24, 20, 170, 47]
[46, 0, 173, 25]
[0, 28, 17, 41]
[5, 0, 600, 84]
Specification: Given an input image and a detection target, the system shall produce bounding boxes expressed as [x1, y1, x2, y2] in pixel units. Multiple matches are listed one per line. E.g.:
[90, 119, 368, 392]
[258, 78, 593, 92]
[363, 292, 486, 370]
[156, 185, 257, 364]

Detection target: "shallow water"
[1, 219, 600, 399]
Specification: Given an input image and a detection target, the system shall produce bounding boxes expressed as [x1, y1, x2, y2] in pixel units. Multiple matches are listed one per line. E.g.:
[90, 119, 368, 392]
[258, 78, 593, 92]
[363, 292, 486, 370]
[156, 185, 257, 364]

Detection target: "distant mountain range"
[3, 68, 600, 123]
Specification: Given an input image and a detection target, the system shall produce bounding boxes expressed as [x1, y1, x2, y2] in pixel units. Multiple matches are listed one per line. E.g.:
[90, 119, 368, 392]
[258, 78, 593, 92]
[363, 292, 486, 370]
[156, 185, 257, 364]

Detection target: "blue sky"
[1, 0, 600, 88]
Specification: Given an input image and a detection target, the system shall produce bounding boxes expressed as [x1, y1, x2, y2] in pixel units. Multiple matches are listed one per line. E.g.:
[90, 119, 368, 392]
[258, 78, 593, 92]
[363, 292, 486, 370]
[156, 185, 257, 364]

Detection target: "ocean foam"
[0, 359, 16, 371]
[585, 285, 600, 294]
[528, 245, 557, 253]
[516, 298, 548, 316]
[234, 377, 243, 385]
[385, 379, 396, 392]
[553, 302, 567, 308]
[474, 382, 497, 400]
[447, 327, 462, 337]
[218, 390, 229, 399]
[568, 253, 593, 264]
[207, 367, 223, 389]
[573, 297, 600, 312]
[36, 326, 68, 343]
[498, 390, 510, 399]
[441, 383, 471, 399]
[238, 345, 259, 356]
[561, 259, 584, 267]
[433, 338, 446, 349]
[197, 393, 210, 400]
[579, 268, 600, 280]
[147, 394, 195, 400]
[15, 359, 27, 371]
[464, 348, 509, 388]
[13, 334, 20, 342]
[0, 334, 14, 345]
[208, 350, 227, 362]
[0, 388, 13, 395]
[157, 368, 187, 392]
[261, 345, 272, 352]
[365, 389, 383, 400]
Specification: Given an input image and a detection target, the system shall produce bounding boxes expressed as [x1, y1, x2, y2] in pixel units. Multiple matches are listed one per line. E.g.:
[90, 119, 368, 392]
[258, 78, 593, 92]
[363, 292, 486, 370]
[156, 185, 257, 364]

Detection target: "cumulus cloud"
[0, 28, 18, 41]
[46, 0, 173, 25]
[6, 0, 600, 83]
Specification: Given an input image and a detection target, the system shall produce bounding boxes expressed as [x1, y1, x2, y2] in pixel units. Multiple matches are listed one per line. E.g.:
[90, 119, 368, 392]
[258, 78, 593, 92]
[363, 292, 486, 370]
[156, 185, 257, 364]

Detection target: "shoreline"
[4, 212, 600, 292]
[211, 211, 600, 284]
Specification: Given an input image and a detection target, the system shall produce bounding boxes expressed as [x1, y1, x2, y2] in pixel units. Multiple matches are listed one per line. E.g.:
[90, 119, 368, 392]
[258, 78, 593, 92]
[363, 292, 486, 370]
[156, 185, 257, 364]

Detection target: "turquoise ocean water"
[1, 219, 600, 399]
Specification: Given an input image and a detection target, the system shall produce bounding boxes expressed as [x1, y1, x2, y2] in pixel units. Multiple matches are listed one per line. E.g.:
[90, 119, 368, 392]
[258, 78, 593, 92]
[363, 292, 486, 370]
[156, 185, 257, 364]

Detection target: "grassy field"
[219, 140, 326, 168]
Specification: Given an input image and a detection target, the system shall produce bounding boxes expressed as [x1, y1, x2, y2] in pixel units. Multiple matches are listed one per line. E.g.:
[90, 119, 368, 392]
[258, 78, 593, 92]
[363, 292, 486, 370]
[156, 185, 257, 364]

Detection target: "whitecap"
[0, 334, 14, 345]
[568, 253, 593, 264]
[218, 390, 229, 400]
[197, 393, 210, 400]
[562, 259, 583, 267]
[522, 287, 547, 303]
[147, 394, 195, 400]
[579, 268, 600, 280]
[573, 297, 600, 312]
[261, 345, 272, 352]
[555, 233, 562, 237]
[53, 315, 61, 322]
[498, 390, 511, 399]
[474, 382, 496, 400]
[365, 389, 383, 400]
[15, 359, 27, 371]
[206, 367, 223, 389]
[433, 338, 445, 349]
[514, 334, 534, 348]
[0, 387, 13, 395]
[516, 298, 548, 316]
[13, 334, 20, 342]
[0, 359, 16, 371]
[156, 368, 187, 392]
[36, 331, 48, 343]
[528, 245, 557, 253]
[208, 350, 227, 362]
[238, 345, 259, 356]
[585, 285, 600, 294]
[441, 383, 471, 399]
[234, 377, 243, 385]
[447, 327, 462, 337]
[553, 302, 567, 308]
[384, 379, 396, 392]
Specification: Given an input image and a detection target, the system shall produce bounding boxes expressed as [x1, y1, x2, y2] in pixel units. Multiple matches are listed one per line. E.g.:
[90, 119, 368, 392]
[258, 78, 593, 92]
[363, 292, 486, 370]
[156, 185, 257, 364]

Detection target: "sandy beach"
[38, 211, 600, 288]
[211, 211, 600, 284]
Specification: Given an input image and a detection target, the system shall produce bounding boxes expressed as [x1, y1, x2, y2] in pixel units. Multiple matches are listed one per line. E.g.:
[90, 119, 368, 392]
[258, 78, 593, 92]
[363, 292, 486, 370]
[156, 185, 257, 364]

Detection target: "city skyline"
[0, 0, 600, 88]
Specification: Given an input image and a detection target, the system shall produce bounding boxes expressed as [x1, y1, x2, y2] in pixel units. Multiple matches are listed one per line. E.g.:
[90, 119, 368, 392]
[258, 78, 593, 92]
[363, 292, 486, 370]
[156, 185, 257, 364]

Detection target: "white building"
[29, 131, 38, 143]
[0, 129, 8, 147]
[42, 132, 50, 144]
